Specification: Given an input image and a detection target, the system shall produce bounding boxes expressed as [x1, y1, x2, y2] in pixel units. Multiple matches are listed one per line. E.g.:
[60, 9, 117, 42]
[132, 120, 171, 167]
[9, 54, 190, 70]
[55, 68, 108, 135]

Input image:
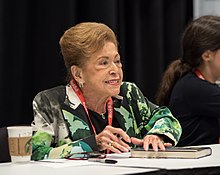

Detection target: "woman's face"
[208, 49, 220, 81]
[81, 41, 123, 98]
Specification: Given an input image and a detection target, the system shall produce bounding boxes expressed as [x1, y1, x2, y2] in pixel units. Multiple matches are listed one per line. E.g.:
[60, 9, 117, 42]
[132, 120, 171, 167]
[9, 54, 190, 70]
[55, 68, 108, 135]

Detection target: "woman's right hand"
[95, 125, 131, 153]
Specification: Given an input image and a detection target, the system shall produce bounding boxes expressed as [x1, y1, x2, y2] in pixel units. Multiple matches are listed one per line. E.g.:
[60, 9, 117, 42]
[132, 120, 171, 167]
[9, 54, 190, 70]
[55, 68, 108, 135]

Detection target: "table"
[1, 144, 220, 175]
[0, 161, 160, 175]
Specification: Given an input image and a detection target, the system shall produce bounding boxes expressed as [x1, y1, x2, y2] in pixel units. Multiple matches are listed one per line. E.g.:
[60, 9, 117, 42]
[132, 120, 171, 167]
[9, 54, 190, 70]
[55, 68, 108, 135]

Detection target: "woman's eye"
[100, 60, 108, 65]
[115, 59, 121, 65]
[116, 60, 121, 64]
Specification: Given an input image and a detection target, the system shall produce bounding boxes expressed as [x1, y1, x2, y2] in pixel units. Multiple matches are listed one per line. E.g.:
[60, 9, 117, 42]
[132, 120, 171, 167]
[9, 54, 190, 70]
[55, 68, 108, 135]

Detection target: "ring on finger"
[108, 140, 114, 146]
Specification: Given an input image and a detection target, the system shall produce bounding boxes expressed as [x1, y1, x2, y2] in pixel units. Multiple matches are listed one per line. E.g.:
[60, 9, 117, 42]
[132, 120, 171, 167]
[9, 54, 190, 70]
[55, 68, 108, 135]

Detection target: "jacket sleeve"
[123, 82, 182, 146]
[145, 106, 182, 146]
[31, 90, 98, 161]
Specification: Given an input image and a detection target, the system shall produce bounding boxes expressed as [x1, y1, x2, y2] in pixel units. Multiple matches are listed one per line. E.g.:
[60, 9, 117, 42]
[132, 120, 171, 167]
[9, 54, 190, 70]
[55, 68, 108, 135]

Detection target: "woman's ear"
[71, 65, 84, 83]
[201, 50, 212, 62]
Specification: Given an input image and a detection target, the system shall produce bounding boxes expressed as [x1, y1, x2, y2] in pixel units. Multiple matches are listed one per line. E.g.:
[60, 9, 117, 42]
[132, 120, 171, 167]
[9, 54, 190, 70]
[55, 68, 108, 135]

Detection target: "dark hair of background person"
[155, 15, 220, 106]
[0, 0, 193, 128]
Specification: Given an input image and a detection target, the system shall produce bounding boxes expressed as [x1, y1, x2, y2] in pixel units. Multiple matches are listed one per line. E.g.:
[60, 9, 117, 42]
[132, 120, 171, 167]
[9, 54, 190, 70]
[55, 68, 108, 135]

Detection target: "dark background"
[0, 0, 193, 128]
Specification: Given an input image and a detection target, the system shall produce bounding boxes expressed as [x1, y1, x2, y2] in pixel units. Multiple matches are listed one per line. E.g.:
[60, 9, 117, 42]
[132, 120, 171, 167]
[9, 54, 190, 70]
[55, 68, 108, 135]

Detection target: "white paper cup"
[7, 126, 33, 163]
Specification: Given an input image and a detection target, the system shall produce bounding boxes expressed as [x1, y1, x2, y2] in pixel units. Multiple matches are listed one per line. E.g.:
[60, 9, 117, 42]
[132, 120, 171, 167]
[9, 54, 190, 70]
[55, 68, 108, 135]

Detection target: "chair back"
[0, 127, 11, 162]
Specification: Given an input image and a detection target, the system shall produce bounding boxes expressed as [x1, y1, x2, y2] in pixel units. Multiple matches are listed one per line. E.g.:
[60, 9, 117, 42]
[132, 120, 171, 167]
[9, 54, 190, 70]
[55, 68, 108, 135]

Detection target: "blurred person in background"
[156, 15, 220, 146]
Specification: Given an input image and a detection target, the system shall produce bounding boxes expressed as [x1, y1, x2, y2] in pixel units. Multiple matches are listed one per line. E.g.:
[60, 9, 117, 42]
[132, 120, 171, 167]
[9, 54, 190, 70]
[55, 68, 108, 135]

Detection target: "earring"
[79, 82, 84, 89]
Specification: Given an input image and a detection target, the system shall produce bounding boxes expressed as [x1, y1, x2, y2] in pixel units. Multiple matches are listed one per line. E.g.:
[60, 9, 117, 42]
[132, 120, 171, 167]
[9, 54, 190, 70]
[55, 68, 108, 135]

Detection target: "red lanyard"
[70, 80, 113, 135]
[194, 68, 206, 80]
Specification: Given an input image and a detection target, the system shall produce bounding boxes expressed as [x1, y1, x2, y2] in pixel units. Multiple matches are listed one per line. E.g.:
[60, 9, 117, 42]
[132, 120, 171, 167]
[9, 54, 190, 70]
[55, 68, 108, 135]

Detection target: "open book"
[130, 146, 212, 159]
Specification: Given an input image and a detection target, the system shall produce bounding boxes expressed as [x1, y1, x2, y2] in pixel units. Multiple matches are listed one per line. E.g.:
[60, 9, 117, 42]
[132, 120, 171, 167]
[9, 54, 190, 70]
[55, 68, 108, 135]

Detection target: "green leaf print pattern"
[62, 110, 90, 140]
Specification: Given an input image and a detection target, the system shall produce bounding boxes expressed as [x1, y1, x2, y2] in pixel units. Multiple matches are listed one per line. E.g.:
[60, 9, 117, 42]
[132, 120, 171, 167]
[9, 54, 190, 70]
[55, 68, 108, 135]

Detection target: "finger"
[164, 142, 173, 147]
[99, 136, 121, 153]
[106, 126, 131, 143]
[143, 135, 159, 151]
[131, 137, 143, 146]
[151, 141, 159, 152]
[111, 140, 130, 152]
[107, 142, 122, 154]
[96, 127, 130, 152]
[100, 127, 119, 144]
[109, 134, 131, 151]
[108, 135, 131, 152]
[116, 137, 131, 150]
[99, 135, 128, 153]
[96, 135, 110, 151]
[143, 138, 149, 151]
[158, 141, 165, 151]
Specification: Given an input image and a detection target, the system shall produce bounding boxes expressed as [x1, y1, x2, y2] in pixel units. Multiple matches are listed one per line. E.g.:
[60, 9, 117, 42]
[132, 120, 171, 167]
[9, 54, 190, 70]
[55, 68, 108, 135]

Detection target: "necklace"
[100, 113, 106, 120]
[69, 80, 113, 134]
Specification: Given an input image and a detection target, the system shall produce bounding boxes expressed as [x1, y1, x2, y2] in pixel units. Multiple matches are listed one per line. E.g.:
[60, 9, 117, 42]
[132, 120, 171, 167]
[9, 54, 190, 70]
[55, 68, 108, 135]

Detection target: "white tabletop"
[0, 162, 159, 175]
[0, 144, 220, 175]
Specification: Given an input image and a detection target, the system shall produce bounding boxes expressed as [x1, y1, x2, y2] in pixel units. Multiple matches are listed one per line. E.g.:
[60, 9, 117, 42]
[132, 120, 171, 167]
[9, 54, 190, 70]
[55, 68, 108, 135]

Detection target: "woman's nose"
[109, 62, 119, 74]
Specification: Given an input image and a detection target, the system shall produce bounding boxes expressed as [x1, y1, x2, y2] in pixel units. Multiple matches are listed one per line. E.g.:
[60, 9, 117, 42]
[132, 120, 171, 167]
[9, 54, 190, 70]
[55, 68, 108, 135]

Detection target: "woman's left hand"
[131, 135, 172, 151]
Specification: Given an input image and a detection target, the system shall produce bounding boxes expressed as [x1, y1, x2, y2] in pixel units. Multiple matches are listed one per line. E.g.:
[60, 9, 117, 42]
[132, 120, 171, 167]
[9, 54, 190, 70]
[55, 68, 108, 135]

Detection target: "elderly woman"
[31, 22, 181, 160]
